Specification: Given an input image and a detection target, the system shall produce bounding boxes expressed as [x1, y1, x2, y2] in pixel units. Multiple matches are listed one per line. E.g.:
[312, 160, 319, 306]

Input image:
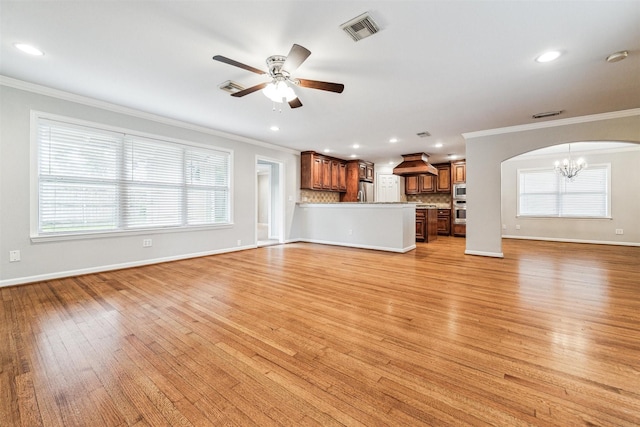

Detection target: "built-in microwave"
[453, 183, 466, 200]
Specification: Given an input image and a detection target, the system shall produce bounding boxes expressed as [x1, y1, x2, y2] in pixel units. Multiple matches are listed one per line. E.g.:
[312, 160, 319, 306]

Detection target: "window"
[35, 116, 231, 237]
[517, 164, 610, 218]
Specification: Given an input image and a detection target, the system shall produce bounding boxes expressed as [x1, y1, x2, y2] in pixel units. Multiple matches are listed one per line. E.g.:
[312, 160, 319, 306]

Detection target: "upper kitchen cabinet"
[435, 163, 451, 192]
[452, 160, 466, 184]
[404, 163, 451, 194]
[358, 161, 374, 183]
[300, 151, 347, 192]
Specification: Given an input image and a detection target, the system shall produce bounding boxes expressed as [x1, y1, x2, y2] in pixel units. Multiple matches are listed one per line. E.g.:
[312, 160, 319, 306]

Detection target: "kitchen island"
[292, 202, 419, 253]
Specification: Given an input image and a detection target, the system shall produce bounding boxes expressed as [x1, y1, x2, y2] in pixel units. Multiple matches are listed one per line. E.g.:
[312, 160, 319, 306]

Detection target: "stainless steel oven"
[453, 200, 466, 224]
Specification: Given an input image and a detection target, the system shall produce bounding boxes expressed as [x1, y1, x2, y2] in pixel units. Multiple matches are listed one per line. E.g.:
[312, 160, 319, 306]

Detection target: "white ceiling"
[2, 1, 639, 165]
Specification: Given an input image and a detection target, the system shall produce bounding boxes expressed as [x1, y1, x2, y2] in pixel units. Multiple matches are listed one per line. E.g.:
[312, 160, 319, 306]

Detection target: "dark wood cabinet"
[405, 174, 435, 194]
[437, 209, 451, 236]
[405, 163, 452, 195]
[358, 161, 374, 183]
[436, 164, 451, 192]
[416, 208, 437, 242]
[419, 174, 436, 192]
[301, 151, 348, 192]
[452, 161, 466, 184]
[321, 158, 331, 189]
[405, 175, 419, 194]
[330, 160, 340, 191]
[452, 223, 466, 237]
[415, 209, 426, 241]
[338, 162, 347, 192]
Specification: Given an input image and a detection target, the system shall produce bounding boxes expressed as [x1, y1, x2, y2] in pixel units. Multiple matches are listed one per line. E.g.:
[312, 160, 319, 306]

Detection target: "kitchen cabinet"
[436, 164, 451, 192]
[358, 161, 374, 183]
[300, 151, 347, 192]
[338, 162, 347, 192]
[452, 223, 466, 237]
[437, 209, 451, 236]
[416, 208, 438, 242]
[452, 161, 466, 184]
[340, 159, 375, 202]
[404, 163, 451, 195]
[415, 209, 426, 241]
[405, 174, 435, 194]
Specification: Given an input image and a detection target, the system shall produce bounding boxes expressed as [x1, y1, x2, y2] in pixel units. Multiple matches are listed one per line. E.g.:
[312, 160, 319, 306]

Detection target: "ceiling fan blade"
[282, 44, 311, 74]
[288, 98, 303, 109]
[297, 79, 345, 93]
[212, 55, 266, 75]
[231, 82, 268, 97]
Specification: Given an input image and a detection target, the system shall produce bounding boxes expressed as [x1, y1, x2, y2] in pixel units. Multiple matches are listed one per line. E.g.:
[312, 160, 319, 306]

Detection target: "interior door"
[377, 174, 400, 202]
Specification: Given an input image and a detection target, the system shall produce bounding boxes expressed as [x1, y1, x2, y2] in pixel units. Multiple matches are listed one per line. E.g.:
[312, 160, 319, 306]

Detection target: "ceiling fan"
[213, 44, 344, 109]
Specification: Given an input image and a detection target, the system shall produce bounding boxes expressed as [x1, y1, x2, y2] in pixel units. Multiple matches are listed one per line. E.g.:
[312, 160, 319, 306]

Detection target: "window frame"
[516, 163, 611, 219]
[30, 111, 234, 242]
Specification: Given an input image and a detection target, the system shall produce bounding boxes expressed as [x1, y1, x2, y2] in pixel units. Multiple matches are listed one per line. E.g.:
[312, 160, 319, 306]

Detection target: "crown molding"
[463, 108, 640, 139]
[0, 75, 300, 156]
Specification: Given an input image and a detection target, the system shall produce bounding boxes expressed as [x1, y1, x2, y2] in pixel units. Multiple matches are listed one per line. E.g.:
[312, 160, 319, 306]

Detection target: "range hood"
[393, 153, 438, 176]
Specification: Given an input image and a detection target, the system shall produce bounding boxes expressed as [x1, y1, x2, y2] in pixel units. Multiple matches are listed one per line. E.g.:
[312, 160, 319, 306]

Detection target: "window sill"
[31, 223, 234, 243]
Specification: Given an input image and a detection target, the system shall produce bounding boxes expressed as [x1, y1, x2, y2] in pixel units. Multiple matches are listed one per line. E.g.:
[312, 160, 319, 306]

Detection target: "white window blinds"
[518, 164, 610, 218]
[36, 117, 231, 236]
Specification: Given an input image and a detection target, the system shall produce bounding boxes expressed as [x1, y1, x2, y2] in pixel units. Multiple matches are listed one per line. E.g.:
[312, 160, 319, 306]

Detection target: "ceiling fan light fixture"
[263, 81, 297, 103]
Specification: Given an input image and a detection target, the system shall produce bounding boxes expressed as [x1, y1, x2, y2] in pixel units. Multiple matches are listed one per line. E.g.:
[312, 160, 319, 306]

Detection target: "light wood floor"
[2, 237, 639, 426]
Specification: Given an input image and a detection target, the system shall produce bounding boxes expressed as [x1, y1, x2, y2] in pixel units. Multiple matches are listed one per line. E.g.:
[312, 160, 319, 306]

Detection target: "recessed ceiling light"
[14, 43, 44, 56]
[606, 50, 628, 63]
[269, 125, 279, 131]
[448, 154, 457, 160]
[353, 144, 360, 149]
[389, 138, 398, 143]
[535, 50, 561, 63]
[350, 154, 357, 158]
[323, 148, 331, 153]
[388, 161, 394, 165]
[435, 142, 443, 148]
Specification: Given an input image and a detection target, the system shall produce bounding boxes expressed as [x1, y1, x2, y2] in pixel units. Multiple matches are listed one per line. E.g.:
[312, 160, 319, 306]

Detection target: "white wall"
[464, 110, 640, 257]
[0, 82, 300, 286]
[501, 145, 640, 244]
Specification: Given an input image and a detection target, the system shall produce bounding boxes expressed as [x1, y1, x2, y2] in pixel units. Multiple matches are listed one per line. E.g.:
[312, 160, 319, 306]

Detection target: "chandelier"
[554, 144, 587, 181]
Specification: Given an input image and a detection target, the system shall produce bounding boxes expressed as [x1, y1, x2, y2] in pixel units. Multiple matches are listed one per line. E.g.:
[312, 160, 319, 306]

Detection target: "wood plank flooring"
[1, 237, 639, 426]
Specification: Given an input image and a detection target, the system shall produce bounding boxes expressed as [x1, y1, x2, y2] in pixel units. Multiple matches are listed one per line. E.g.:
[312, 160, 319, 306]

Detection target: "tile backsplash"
[406, 193, 452, 207]
[298, 189, 451, 206]
[300, 189, 340, 203]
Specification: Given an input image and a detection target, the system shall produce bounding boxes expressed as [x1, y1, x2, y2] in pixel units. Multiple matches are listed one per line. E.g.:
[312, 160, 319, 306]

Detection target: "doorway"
[256, 158, 284, 247]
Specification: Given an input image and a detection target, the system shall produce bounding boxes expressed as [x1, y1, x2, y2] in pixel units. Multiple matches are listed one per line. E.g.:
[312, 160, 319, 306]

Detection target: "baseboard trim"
[502, 235, 640, 247]
[464, 250, 505, 258]
[0, 244, 257, 288]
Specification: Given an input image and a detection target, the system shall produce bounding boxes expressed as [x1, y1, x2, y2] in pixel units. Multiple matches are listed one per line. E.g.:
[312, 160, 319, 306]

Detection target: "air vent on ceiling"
[532, 110, 563, 119]
[340, 12, 380, 42]
[416, 131, 431, 138]
[218, 80, 245, 94]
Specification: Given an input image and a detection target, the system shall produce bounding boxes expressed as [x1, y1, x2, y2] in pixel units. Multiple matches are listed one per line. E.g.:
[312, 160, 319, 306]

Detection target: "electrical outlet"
[615, 229, 624, 235]
[9, 250, 21, 262]
[515, 225, 521, 230]
[348, 229, 353, 235]
[142, 239, 152, 247]
[502, 224, 507, 230]
[237, 239, 242, 246]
